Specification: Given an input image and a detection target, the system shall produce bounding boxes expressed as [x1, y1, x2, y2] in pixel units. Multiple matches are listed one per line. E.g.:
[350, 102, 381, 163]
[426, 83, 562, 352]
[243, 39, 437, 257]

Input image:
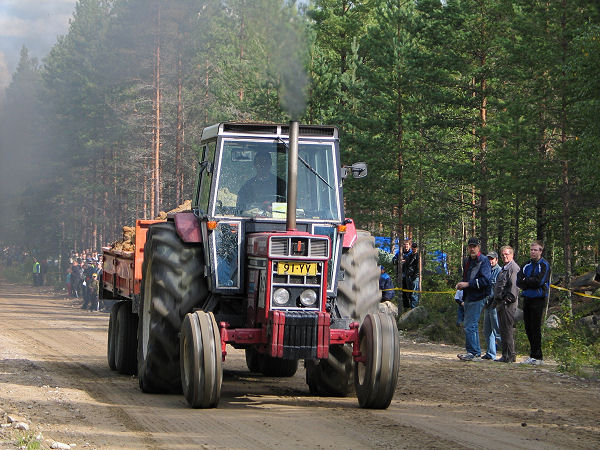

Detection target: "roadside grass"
[1, 262, 31, 284]
[15, 431, 42, 450]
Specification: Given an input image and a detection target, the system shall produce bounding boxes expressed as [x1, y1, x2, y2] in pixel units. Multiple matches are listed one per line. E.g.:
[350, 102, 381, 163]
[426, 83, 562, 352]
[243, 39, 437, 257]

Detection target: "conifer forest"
[1, 0, 600, 289]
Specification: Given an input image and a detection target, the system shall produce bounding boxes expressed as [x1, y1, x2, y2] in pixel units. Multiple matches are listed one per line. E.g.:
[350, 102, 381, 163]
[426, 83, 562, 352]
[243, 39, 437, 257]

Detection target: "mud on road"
[0, 281, 599, 449]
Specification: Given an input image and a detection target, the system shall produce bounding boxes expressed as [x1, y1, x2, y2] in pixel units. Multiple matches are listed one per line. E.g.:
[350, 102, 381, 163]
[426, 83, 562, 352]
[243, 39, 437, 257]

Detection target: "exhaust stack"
[286, 121, 299, 231]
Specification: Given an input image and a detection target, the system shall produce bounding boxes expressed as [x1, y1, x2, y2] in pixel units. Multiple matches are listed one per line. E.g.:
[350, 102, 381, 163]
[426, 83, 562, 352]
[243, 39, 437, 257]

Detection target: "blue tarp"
[374, 237, 449, 274]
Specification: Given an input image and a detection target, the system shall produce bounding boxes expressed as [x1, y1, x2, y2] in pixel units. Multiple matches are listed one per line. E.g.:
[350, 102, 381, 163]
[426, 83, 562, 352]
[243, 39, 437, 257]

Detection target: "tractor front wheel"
[180, 311, 222, 408]
[354, 312, 400, 409]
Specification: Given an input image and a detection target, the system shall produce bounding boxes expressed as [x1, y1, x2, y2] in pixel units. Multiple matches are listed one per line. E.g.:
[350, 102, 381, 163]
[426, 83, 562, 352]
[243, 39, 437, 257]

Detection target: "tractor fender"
[174, 212, 202, 243]
[342, 219, 358, 249]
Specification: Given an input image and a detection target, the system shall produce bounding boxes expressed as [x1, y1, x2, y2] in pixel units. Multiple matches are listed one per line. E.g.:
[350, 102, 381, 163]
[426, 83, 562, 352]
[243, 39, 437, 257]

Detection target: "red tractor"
[104, 121, 400, 409]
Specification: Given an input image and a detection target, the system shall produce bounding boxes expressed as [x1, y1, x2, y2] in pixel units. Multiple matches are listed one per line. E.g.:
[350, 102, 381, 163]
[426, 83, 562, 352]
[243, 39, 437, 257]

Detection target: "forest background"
[0, 0, 599, 370]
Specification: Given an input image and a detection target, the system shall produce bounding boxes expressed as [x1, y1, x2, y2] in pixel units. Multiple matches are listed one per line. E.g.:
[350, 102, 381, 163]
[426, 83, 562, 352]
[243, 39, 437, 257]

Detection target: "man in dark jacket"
[455, 237, 491, 361]
[379, 266, 395, 301]
[393, 239, 420, 311]
[516, 240, 551, 365]
[71, 260, 83, 299]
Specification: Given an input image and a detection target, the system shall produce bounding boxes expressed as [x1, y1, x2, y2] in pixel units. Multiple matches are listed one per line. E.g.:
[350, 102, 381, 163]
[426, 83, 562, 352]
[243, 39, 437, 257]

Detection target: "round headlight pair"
[272, 288, 318, 307]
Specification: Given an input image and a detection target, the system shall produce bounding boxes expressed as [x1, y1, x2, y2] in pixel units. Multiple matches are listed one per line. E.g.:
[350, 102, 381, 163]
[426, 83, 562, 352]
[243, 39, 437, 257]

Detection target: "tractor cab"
[192, 123, 354, 299]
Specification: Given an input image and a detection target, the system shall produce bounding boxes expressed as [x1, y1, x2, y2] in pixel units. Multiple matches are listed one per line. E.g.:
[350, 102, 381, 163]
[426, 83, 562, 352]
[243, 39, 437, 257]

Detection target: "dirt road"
[0, 281, 599, 449]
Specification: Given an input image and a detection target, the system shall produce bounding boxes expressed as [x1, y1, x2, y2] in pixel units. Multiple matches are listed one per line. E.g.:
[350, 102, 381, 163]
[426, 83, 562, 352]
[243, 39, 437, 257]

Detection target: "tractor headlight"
[299, 289, 318, 307]
[273, 288, 290, 306]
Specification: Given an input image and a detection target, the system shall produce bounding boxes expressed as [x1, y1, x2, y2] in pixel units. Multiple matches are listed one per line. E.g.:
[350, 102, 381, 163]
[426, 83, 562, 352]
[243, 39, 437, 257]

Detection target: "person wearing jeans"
[482, 252, 502, 359]
[455, 237, 492, 361]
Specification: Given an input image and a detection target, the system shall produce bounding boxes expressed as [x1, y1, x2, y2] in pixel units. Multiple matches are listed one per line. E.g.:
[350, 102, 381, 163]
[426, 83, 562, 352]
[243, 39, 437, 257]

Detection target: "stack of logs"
[109, 200, 192, 253]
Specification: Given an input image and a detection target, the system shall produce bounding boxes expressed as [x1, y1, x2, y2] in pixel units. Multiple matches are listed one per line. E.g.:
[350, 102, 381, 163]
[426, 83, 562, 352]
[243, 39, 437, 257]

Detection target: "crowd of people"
[379, 236, 552, 366]
[66, 250, 104, 311]
[455, 238, 551, 365]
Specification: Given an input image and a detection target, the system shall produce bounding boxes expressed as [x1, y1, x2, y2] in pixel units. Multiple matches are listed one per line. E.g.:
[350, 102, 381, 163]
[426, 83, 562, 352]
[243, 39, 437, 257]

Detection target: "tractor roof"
[200, 122, 338, 142]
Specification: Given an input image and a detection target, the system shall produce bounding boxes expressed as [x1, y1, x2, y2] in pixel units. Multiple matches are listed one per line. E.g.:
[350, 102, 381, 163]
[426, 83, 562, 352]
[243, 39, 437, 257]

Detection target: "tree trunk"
[560, 0, 572, 315]
[175, 52, 184, 206]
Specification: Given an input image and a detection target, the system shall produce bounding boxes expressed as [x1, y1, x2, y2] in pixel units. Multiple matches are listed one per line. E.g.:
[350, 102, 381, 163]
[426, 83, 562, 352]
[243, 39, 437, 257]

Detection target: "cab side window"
[198, 141, 216, 215]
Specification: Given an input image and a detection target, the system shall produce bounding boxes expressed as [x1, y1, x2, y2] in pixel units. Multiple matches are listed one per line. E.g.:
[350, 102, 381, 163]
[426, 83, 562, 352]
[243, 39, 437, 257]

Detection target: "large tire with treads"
[305, 230, 381, 396]
[245, 348, 298, 377]
[355, 312, 400, 409]
[115, 301, 138, 375]
[261, 356, 298, 377]
[180, 311, 222, 408]
[137, 221, 207, 394]
[245, 348, 262, 373]
[107, 301, 122, 371]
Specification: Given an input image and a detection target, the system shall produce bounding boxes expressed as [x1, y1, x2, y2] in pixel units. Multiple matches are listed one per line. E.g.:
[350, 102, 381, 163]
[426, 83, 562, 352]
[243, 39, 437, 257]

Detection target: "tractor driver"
[236, 151, 286, 214]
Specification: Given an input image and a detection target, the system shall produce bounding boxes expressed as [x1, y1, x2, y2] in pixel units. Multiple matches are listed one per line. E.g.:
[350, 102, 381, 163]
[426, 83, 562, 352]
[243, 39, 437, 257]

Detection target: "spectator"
[32, 257, 41, 286]
[82, 260, 95, 309]
[379, 266, 395, 302]
[71, 260, 83, 300]
[481, 252, 502, 360]
[393, 239, 420, 311]
[494, 245, 520, 363]
[455, 237, 491, 361]
[66, 267, 72, 297]
[516, 240, 551, 365]
[89, 272, 100, 311]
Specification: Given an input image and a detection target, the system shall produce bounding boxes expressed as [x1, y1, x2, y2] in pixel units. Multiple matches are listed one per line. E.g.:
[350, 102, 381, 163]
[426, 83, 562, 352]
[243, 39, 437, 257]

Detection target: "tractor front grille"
[270, 236, 329, 258]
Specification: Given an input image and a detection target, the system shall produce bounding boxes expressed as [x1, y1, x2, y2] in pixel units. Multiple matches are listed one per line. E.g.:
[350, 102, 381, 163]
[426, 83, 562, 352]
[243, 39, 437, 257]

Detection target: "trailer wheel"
[115, 301, 138, 375]
[137, 221, 208, 394]
[355, 312, 400, 409]
[261, 356, 298, 377]
[107, 301, 122, 371]
[305, 230, 381, 396]
[245, 348, 262, 373]
[180, 311, 222, 408]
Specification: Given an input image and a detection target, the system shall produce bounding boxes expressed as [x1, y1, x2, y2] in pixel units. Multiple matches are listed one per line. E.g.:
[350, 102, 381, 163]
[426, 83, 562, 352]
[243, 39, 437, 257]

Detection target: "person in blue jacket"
[516, 240, 551, 365]
[379, 266, 395, 301]
[455, 237, 491, 361]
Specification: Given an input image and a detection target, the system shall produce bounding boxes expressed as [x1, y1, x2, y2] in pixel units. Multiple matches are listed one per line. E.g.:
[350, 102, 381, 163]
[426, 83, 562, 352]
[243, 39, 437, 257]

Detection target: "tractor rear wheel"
[245, 348, 262, 373]
[180, 311, 222, 408]
[115, 301, 138, 375]
[137, 221, 207, 394]
[355, 312, 400, 409]
[305, 230, 381, 396]
[260, 356, 298, 377]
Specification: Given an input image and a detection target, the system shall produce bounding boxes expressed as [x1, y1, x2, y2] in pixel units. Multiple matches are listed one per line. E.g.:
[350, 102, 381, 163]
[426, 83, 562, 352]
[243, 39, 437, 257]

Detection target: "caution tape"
[382, 288, 454, 294]
[550, 284, 600, 300]
[382, 284, 600, 300]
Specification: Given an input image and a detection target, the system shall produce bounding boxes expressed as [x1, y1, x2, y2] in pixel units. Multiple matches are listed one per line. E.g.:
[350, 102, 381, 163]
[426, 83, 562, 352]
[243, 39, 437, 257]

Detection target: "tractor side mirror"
[341, 162, 367, 179]
[351, 162, 367, 178]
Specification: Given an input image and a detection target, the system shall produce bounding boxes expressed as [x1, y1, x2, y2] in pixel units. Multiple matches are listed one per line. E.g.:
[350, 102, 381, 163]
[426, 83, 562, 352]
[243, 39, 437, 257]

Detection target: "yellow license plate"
[277, 261, 317, 276]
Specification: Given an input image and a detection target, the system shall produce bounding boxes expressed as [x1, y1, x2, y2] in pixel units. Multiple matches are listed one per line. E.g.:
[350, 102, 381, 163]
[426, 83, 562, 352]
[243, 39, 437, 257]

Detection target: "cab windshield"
[213, 139, 340, 221]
